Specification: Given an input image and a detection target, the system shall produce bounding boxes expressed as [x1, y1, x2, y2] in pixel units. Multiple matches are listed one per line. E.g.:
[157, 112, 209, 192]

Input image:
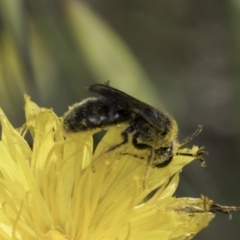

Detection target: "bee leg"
[131, 132, 154, 161]
[93, 126, 134, 171]
[132, 132, 155, 189]
[142, 148, 155, 189]
[105, 125, 135, 152]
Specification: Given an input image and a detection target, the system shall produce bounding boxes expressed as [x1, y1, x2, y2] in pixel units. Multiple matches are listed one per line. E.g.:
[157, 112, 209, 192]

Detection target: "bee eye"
[166, 146, 172, 153]
[161, 146, 173, 154]
[154, 146, 173, 168]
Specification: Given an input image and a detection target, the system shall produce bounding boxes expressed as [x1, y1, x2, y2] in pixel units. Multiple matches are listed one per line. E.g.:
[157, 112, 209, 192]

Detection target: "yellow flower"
[0, 95, 236, 240]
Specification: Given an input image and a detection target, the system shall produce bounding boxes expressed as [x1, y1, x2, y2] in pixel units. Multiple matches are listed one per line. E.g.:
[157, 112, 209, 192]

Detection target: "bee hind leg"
[105, 125, 135, 152]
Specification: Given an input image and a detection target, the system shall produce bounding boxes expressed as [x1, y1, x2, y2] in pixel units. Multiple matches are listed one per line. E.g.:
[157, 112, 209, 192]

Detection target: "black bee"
[63, 83, 179, 167]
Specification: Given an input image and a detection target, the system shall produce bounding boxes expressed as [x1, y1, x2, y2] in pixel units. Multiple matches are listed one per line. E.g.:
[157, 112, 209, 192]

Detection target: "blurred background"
[0, 0, 239, 239]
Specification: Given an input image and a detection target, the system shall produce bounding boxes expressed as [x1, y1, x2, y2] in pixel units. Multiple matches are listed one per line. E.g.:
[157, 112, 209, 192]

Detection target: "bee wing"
[89, 84, 168, 129]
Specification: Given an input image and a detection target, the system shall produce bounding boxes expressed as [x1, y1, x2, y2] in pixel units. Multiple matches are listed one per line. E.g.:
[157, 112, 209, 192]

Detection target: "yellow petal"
[0, 96, 234, 240]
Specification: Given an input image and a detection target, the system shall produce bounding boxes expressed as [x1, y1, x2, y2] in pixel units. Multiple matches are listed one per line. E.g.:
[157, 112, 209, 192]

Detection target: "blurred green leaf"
[65, 2, 151, 92]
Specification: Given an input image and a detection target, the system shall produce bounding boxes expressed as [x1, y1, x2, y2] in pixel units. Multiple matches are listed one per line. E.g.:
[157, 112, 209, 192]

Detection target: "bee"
[63, 83, 183, 168]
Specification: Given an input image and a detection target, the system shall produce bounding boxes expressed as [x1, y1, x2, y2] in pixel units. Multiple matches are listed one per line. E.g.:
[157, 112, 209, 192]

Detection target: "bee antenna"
[180, 125, 202, 146]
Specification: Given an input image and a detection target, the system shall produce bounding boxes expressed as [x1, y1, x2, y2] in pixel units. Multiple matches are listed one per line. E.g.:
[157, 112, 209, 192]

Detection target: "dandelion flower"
[0, 95, 237, 240]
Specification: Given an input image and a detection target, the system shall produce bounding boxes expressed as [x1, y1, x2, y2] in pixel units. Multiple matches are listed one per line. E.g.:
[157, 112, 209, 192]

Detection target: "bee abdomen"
[63, 97, 130, 132]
